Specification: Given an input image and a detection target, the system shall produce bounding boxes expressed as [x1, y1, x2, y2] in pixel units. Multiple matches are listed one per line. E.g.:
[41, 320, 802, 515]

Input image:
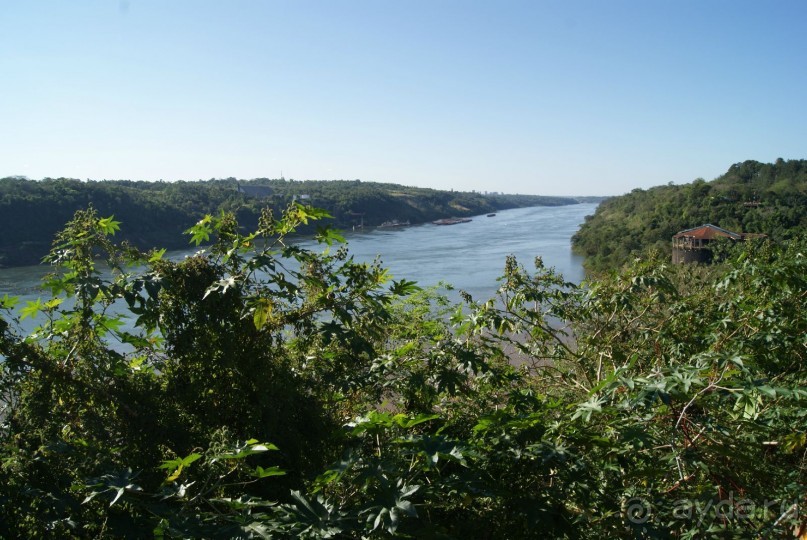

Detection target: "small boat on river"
[378, 219, 411, 228]
[432, 217, 472, 225]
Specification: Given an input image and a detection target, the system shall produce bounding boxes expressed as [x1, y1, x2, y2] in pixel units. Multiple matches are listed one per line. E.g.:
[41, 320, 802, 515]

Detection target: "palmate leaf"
[571, 396, 605, 422]
[210, 495, 277, 511]
[389, 279, 421, 296]
[0, 293, 19, 310]
[396, 434, 466, 467]
[82, 469, 142, 507]
[314, 455, 356, 487]
[294, 203, 332, 224]
[348, 412, 439, 437]
[315, 226, 346, 246]
[148, 248, 167, 262]
[210, 439, 279, 463]
[97, 314, 124, 333]
[97, 216, 121, 235]
[44, 297, 64, 309]
[185, 215, 213, 246]
[20, 298, 43, 320]
[733, 392, 763, 420]
[159, 453, 203, 482]
[281, 490, 346, 537]
[363, 481, 420, 534]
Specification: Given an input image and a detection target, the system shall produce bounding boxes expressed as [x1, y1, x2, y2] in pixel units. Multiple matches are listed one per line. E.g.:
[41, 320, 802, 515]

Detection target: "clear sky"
[2, 1, 805, 196]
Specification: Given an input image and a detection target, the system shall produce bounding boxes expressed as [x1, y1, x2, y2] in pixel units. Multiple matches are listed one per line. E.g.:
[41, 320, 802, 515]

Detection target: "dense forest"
[0, 176, 579, 268]
[0, 205, 804, 538]
[572, 159, 807, 273]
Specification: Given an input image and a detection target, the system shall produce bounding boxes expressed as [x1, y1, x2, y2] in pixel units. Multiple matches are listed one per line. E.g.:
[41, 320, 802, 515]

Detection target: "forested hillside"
[572, 159, 807, 272]
[0, 177, 577, 268]
[1, 206, 804, 537]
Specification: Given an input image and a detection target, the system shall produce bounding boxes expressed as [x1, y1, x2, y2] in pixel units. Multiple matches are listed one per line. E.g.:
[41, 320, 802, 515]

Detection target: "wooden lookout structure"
[672, 224, 765, 264]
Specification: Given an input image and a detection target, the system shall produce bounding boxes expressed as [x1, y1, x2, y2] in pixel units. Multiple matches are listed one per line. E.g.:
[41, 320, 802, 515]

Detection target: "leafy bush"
[0, 205, 804, 538]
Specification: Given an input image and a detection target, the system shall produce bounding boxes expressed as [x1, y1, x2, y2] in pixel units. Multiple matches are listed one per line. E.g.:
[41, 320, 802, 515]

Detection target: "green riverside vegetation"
[0, 204, 804, 538]
[0, 176, 579, 268]
[572, 159, 807, 273]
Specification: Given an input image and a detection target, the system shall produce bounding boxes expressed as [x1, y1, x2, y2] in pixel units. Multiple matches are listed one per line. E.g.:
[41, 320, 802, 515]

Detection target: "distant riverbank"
[0, 176, 599, 268]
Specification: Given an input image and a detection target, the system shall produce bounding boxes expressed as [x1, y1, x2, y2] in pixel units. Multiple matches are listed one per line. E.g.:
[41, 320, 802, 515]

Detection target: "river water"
[0, 203, 597, 317]
[340, 203, 595, 300]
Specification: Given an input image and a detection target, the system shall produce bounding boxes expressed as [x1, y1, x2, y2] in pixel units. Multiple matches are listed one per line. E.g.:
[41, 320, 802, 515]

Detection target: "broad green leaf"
[572, 396, 604, 422]
[253, 298, 274, 330]
[315, 226, 345, 246]
[159, 453, 202, 482]
[148, 248, 167, 262]
[390, 279, 422, 296]
[99, 315, 124, 332]
[1, 294, 20, 310]
[783, 432, 806, 454]
[757, 385, 777, 398]
[97, 216, 121, 235]
[252, 465, 286, 478]
[20, 298, 43, 320]
[185, 216, 213, 246]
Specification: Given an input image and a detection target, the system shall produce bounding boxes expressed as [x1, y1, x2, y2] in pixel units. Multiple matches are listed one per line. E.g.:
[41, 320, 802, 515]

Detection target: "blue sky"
[2, 1, 805, 196]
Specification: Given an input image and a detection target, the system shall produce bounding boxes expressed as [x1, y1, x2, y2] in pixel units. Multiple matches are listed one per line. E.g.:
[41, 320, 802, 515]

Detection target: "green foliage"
[572, 158, 807, 273]
[0, 205, 805, 538]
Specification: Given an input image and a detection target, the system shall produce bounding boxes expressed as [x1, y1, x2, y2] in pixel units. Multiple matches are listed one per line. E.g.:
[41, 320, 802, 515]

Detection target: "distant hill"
[0, 177, 578, 268]
[571, 159, 807, 273]
[571, 196, 610, 204]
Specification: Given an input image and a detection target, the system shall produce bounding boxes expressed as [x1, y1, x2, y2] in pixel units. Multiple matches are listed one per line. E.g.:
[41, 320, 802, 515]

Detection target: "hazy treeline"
[572, 159, 807, 273]
[0, 176, 578, 268]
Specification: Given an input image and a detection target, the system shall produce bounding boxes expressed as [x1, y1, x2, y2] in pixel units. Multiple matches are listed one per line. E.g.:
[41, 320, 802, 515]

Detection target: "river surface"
[340, 203, 595, 300]
[0, 203, 597, 316]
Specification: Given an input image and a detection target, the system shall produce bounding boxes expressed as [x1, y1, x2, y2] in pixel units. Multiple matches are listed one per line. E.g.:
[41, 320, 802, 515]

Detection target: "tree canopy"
[572, 159, 807, 273]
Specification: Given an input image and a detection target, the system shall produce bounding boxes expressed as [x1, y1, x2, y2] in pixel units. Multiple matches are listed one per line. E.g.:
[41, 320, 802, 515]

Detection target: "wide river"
[0, 203, 597, 312]
[340, 203, 596, 300]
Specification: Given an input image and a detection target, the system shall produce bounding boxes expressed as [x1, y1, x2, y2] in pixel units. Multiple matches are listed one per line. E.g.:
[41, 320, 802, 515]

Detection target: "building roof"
[673, 224, 742, 240]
